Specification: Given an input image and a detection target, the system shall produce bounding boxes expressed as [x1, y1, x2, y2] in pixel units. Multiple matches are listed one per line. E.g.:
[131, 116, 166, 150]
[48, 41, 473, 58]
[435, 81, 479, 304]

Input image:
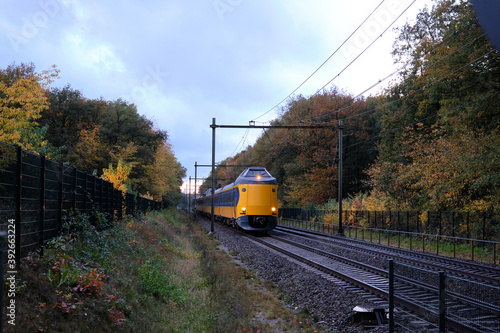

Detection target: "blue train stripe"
[202, 186, 239, 207]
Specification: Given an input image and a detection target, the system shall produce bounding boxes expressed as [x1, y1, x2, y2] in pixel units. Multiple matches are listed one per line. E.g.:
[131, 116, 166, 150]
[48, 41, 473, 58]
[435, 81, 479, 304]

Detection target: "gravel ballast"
[198, 218, 388, 332]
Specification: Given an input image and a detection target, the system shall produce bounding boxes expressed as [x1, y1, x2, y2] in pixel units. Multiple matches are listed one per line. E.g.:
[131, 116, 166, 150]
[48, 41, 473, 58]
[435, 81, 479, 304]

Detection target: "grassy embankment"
[8, 209, 324, 332]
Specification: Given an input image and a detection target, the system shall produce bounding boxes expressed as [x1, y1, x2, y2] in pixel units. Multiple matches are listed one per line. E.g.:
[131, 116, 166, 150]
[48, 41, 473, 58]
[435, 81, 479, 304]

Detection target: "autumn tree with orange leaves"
[202, 1, 499, 212]
[0, 63, 185, 207]
[0, 62, 61, 157]
[201, 88, 379, 207]
[370, 0, 500, 211]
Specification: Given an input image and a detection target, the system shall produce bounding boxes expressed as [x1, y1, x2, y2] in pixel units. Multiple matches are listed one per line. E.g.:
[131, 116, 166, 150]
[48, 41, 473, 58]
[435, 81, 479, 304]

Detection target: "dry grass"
[6, 209, 326, 332]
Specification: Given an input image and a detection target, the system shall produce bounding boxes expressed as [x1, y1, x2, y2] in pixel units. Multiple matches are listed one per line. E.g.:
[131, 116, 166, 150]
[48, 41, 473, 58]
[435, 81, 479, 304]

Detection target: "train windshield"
[245, 169, 271, 178]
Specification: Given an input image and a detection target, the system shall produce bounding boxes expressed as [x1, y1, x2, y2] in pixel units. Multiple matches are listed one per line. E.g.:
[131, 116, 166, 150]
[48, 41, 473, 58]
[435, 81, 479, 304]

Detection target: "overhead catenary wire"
[252, 1, 484, 131]
[236, 2, 495, 168]
[315, 0, 417, 93]
[266, 0, 422, 126]
[341, 46, 496, 123]
[261, 45, 499, 162]
[298, 26, 488, 125]
[251, 0, 387, 122]
[262, 90, 499, 168]
[230, 128, 250, 157]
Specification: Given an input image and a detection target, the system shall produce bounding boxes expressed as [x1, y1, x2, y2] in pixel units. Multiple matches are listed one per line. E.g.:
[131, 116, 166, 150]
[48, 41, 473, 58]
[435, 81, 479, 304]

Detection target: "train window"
[246, 169, 271, 177]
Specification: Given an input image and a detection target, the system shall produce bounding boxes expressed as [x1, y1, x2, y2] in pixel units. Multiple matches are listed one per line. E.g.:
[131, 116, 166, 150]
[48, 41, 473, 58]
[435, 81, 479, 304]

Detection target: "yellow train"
[195, 167, 278, 231]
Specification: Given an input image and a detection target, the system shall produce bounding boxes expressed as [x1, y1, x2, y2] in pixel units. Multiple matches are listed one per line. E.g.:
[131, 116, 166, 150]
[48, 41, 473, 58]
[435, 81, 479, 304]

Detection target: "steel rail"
[273, 235, 500, 313]
[276, 225, 500, 284]
[244, 232, 497, 333]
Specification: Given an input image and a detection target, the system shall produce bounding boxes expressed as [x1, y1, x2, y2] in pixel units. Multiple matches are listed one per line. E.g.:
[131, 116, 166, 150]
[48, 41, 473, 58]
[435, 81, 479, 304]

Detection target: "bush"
[61, 209, 112, 238]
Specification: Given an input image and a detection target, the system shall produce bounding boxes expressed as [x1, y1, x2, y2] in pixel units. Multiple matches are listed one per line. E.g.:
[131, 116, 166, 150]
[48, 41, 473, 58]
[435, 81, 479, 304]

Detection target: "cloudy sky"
[1, 0, 434, 191]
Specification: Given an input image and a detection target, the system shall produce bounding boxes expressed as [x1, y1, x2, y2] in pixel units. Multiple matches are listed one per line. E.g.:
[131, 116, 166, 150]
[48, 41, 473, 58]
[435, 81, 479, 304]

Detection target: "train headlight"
[242, 207, 246, 214]
[271, 207, 276, 212]
[257, 175, 261, 181]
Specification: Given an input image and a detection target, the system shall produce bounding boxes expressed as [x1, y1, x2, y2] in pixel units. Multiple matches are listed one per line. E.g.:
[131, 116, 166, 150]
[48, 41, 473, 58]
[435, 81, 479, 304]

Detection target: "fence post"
[467, 212, 470, 239]
[406, 211, 410, 232]
[100, 179, 104, 211]
[72, 168, 77, 211]
[92, 174, 96, 211]
[131, 193, 134, 215]
[416, 211, 420, 233]
[389, 259, 394, 333]
[15, 146, 22, 267]
[101, 178, 105, 212]
[105, 181, 110, 215]
[58, 162, 63, 232]
[439, 271, 446, 333]
[108, 181, 112, 215]
[126, 193, 129, 215]
[108, 183, 112, 216]
[494, 241, 497, 266]
[119, 190, 123, 219]
[397, 211, 401, 248]
[39, 155, 45, 256]
[111, 187, 115, 218]
[471, 239, 474, 261]
[423, 234, 426, 253]
[119, 189, 123, 219]
[112, 188, 116, 217]
[83, 172, 88, 214]
[437, 211, 441, 255]
[113, 186, 117, 217]
[452, 212, 456, 258]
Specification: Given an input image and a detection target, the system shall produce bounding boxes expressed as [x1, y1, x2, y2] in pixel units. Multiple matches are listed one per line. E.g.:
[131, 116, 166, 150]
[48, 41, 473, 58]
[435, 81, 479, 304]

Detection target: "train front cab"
[235, 174, 278, 231]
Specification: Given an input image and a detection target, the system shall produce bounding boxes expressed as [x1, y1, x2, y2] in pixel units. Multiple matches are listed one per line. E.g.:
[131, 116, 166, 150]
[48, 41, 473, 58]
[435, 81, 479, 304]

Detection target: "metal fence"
[390, 260, 500, 332]
[279, 209, 500, 240]
[279, 208, 500, 264]
[0, 141, 161, 263]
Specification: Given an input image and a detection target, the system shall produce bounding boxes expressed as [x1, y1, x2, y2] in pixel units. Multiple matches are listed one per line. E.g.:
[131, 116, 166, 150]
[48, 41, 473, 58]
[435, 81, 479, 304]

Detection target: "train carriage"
[195, 167, 278, 231]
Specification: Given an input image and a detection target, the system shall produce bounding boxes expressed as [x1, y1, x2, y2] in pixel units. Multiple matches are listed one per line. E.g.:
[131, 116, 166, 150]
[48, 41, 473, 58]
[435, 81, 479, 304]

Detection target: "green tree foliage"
[37, 85, 183, 203]
[202, 1, 499, 211]
[43, 85, 106, 160]
[370, 0, 500, 211]
[0, 64, 184, 205]
[99, 99, 167, 193]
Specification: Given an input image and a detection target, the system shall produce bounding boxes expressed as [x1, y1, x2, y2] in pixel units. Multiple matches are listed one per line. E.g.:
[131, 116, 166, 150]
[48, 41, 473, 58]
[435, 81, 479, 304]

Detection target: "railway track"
[276, 225, 500, 286]
[242, 229, 500, 333]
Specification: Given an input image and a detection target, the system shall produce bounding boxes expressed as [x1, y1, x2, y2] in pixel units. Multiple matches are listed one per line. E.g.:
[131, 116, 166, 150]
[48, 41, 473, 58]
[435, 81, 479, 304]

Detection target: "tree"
[99, 99, 167, 193]
[71, 125, 106, 172]
[370, 0, 500, 210]
[101, 159, 133, 193]
[2, 64, 186, 204]
[144, 142, 186, 207]
[396, 124, 500, 211]
[200, 89, 379, 208]
[0, 62, 60, 156]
